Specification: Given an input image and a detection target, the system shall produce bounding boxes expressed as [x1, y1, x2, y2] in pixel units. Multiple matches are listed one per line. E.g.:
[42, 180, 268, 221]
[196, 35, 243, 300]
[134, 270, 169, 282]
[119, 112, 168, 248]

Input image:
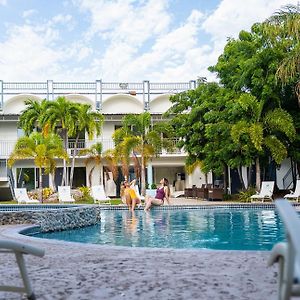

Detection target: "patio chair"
[284, 179, 300, 202]
[250, 181, 274, 202]
[268, 199, 300, 300]
[57, 186, 75, 203]
[91, 185, 111, 204]
[14, 188, 39, 204]
[0, 239, 45, 300]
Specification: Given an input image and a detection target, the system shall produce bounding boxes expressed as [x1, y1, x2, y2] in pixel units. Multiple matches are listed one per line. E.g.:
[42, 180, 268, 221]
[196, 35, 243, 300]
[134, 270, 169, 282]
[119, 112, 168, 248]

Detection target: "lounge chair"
[91, 185, 111, 204]
[0, 239, 45, 300]
[250, 181, 274, 202]
[57, 186, 75, 203]
[268, 199, 300, 300]
[284, 179, 300, 202]
[14, 188, 39, 204]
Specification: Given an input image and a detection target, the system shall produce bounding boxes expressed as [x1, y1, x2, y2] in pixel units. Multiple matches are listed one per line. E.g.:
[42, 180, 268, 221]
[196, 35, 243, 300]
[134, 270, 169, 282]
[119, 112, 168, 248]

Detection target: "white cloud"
[0, 0, 7, 5]
[22, 9, 37, 19]
[1, 0, 299, 82]
[0, 24, 64, 81]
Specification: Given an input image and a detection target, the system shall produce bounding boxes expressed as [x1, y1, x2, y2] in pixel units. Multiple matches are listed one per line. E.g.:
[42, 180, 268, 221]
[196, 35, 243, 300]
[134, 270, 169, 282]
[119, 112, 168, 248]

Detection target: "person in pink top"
[144, 178, 170, 211]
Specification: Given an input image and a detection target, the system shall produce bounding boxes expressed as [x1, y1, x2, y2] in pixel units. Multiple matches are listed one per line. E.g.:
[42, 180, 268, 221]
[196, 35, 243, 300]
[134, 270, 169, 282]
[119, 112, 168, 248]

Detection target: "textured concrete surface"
[0, 223, 280, 300]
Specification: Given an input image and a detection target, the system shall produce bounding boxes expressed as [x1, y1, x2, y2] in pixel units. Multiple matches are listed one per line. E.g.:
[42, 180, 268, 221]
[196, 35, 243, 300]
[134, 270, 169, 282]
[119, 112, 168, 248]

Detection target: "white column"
[147, 163, 153, 186]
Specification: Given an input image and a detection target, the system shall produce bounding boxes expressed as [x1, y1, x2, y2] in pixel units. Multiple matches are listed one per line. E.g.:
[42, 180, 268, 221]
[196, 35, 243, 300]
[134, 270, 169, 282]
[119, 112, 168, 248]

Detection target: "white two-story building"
[0, 79, 212, 200]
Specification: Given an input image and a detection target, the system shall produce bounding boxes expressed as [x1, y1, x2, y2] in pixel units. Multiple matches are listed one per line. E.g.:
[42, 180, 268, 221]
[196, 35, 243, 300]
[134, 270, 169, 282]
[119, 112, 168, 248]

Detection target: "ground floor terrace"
[0, 199, 286, 300]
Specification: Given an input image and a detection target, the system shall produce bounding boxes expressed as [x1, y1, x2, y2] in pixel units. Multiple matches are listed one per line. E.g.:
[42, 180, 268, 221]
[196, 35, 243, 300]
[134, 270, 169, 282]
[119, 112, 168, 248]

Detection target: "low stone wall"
[0, 206, 101, 232]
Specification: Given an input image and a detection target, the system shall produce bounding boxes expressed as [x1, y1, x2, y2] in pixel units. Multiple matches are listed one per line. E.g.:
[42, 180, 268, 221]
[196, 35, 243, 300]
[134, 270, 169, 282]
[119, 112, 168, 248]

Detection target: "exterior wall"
[3, 95, 42, 114]
[102, 95, 143, 114]
[149, 95, 172, 113]
[0, 122, 18, 140]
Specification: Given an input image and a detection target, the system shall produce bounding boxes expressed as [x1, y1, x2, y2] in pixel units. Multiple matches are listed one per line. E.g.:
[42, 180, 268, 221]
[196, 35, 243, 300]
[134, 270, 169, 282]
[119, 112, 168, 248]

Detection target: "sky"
[0, 0, 298, 83]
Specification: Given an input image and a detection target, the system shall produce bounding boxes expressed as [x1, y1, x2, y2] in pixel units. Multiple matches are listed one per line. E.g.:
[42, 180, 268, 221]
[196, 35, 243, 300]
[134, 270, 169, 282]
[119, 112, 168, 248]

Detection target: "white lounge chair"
[0, 239, 45, 300]
[14, 188, 39, 204]
[57, 186, 75, 203]
[250, 181, 274, 202]
[268, 199, 300, 300]
[91, 185, 111, 204]
[284, 179, 300, 202]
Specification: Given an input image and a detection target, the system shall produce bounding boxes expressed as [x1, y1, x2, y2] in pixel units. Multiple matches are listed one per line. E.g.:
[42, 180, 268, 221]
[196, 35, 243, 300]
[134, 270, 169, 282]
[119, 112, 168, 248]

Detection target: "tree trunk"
[61, 128, 68, 186]
[141, 155, 146, 196]
[39, 167, 43, 203]
[237, 166, 246, 191]
[69, 134, 79, 188]
[89, 166, 95, 187]
[255, 157, 261, 191]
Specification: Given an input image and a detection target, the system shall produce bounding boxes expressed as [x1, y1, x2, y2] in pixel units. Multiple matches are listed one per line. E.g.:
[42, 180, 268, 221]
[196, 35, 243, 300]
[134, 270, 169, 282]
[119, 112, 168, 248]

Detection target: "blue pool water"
[30, 208, 285, 250]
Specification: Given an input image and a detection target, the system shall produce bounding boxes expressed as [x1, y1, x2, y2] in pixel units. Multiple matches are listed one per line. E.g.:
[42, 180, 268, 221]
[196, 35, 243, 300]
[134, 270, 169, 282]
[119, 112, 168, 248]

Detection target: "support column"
[147, 163, 153, 187]
[143, 80, 150, 111]
[47, 80, 54, 101]
[189, 80, 196, 90]
[0, 80, 3, 111]
[95, 79, 102, 110]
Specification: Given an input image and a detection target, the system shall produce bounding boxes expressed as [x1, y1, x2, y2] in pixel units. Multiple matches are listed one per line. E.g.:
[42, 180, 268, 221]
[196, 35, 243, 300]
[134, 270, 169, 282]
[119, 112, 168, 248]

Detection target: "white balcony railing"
[0, 138, 184, 159]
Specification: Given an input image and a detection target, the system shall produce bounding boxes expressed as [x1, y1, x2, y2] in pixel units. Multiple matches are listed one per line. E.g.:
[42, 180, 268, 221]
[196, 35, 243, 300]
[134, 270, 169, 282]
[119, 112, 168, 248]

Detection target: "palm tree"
[79, 142, 103, 187]
[18, 99, 48, 135]
[265, 4, 300, 104]
[8, 132, 67, 202]
[39, 96, 79, 186]
[69, 104, 104, 187]
[231, 94, 296, 189]
[113, 112, 174, 195]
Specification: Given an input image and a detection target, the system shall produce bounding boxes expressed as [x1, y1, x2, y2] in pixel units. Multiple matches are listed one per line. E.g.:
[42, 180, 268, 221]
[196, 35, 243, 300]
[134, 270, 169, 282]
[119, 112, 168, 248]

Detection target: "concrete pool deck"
[0, 200, 283, 300]
[0, 224, 279, 300]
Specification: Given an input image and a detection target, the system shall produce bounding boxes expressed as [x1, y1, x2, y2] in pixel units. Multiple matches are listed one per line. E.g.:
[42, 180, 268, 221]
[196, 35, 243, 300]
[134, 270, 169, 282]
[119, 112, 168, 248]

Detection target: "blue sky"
[0, 0, 298, 82]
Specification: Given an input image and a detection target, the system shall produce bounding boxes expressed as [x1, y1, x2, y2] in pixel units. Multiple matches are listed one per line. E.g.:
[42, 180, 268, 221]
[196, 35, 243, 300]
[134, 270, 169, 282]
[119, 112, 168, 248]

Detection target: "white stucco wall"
[102, 95, 143, 114]
[0, 122, 18, 140]
[3, 95, 42, 114]
[149, 95, 172, 113]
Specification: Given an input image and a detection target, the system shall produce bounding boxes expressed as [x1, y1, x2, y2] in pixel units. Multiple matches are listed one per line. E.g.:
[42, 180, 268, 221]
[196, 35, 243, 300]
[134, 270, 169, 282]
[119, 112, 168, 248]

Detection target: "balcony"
[0, 138, 185, 159]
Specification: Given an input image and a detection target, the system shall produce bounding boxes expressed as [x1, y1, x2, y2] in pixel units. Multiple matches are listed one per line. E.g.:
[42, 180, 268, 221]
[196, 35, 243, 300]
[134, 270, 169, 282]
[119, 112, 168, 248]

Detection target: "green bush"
[237, 187, 256, 202]
[151, 183, 157, 189]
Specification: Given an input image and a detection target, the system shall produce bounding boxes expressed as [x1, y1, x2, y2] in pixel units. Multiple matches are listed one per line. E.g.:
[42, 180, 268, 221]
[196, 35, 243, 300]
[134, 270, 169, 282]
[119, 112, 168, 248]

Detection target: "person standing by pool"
[144, 178, 170, 211]
[121, 179, 141, 212]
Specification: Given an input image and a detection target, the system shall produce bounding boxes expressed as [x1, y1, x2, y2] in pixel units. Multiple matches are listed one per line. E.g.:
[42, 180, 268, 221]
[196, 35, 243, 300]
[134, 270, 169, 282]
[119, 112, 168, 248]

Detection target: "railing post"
[95, 79, 102, 110]
[143, 80, 150, 111]
[189, 80, 196, 90]
[47, 80, 54, 101]
[0, 80, 3, 111]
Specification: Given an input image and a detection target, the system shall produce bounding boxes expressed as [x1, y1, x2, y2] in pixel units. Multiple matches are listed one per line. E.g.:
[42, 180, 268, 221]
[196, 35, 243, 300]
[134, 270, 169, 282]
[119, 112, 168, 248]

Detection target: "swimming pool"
[28, 208, 286, 251]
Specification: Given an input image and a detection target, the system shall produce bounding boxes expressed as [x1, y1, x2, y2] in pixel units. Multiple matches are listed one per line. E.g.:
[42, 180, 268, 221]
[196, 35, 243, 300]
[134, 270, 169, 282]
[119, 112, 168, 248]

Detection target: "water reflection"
[32, 209, 286, 251]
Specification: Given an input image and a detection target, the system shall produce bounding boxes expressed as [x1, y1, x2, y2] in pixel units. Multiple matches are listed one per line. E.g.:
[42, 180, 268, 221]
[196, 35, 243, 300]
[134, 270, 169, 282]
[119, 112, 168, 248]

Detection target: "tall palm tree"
[231, 94, 296, 189]
[79, 142, 103, 187]
[69, 104, 104, 187]
[113, 112, 174, 195]
[18, 99, 48, 135]
[39, 96, 79, 186]
[8, 132, 67, 202]
[265, 4, 300, 103]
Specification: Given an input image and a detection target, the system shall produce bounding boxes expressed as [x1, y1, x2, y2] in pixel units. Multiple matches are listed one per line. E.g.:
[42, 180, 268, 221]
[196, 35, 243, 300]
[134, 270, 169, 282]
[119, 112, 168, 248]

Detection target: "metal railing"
[68, 138, 184, 155]
[0, 138, 184, 159]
